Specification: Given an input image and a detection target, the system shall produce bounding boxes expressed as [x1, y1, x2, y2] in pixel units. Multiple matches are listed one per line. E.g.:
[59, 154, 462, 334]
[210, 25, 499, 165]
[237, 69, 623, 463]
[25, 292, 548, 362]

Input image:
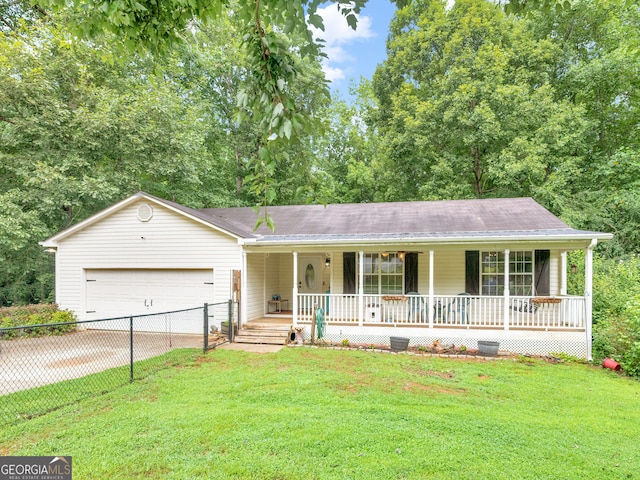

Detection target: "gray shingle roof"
[41, 193, 613, 248]
[199, 198, 563, 236]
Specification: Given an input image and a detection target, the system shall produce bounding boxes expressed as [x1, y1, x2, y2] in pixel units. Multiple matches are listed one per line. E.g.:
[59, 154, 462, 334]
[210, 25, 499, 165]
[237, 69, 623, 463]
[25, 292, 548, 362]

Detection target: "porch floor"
[249, 317, 293, 325]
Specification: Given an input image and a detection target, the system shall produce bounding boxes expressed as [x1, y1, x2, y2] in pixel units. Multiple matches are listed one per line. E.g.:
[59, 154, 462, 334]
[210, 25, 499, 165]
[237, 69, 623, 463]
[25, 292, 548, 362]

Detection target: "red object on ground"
[602, 358, 621, 371]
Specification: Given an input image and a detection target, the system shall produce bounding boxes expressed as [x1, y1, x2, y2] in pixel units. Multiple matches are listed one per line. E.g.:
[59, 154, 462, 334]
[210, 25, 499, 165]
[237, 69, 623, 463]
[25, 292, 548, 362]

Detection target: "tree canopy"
[363, 0, 638, 256]
[0, 6, 329, 304]
[0, 0, 638, 305]
[371, 0, 593, 203]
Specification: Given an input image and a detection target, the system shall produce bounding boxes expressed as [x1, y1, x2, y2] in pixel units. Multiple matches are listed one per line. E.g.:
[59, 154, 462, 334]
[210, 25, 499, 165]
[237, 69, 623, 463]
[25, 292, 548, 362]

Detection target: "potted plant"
[477, 340, 500, 356]
[390, 336, 410, 352]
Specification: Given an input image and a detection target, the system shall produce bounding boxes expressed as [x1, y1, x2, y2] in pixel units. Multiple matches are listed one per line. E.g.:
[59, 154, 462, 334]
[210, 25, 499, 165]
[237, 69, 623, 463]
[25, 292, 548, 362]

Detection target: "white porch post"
[503, 249, 510, 330]
[560, 251, 568, 296]
[428, 250, 434, 328]
[358, 250, 364, 327]
[292, 251, 298, 326]
[585, 239, 597, 361]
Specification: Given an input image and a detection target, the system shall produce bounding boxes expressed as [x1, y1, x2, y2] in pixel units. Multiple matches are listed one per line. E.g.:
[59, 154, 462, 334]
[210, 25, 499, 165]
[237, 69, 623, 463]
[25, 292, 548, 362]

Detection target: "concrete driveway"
[0, 330, 202, 395]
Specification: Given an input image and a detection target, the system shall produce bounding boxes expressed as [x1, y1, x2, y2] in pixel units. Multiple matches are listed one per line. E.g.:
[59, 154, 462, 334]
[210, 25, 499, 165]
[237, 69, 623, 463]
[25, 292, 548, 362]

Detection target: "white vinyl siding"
[246, 253, 265, 320]
[263, 254, 280, 302]
[55, 200, 241, 320]
[278, 254, 294, 301]
[433, 250, 466, 295]
[417, 252, 429, 295]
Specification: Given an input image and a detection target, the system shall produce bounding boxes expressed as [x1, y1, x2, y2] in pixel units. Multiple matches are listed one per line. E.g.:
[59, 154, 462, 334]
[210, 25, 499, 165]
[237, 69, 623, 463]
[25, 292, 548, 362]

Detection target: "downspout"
[585, 239, 597, 361]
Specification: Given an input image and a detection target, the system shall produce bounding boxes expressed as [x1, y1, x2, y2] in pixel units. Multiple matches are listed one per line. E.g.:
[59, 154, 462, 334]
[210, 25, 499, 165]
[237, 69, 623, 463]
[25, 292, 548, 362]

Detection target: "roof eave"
[247, 231, 614, 247]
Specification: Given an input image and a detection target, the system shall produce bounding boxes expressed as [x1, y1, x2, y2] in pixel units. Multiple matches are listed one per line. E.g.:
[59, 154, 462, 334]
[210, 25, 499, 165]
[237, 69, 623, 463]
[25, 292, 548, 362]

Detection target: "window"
[481, 252, 504, 296]
[361, 253, 404, 294]
[481, 251, 533, 296]
[510, 251, 533, 295]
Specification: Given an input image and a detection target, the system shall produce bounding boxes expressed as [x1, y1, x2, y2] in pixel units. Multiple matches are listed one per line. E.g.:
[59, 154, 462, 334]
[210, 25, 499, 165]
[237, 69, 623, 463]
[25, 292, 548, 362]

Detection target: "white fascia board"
[247, 232, 613, 249]
[237, 238, 258, 245]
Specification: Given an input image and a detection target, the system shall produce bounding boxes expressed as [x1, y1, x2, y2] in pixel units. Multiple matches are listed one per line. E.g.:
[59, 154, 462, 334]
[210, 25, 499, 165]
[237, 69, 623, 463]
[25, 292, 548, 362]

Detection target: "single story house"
[41, 192, 612, 358]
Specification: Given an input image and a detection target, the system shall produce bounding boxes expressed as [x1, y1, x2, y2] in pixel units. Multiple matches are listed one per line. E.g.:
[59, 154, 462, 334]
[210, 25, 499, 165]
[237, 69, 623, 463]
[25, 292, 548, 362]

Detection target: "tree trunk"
[235, 145, 243, 193]
[471, 146, 483, 197]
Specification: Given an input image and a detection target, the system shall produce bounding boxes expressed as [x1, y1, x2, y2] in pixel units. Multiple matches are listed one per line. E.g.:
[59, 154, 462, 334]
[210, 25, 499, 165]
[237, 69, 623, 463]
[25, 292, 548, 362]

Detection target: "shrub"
[567, 254, 640, 376]
[0, 304, 77, 339]
[594, 295, 640, 377]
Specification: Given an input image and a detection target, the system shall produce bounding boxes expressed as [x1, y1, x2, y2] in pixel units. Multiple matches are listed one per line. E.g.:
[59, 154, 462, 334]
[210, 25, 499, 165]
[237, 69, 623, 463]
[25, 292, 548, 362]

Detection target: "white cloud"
[323, 65, 347, 82]
[309, 5, 375, 82]
[323, 44, 351, 64]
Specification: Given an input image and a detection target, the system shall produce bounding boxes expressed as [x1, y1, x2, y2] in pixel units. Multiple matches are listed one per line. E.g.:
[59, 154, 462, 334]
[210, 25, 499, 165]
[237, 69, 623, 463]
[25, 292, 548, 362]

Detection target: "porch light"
[398, 251, 405, 262]
[570, 264, 578, 274]
[381, 252, 389, 258]
[325, 257, 331, 268]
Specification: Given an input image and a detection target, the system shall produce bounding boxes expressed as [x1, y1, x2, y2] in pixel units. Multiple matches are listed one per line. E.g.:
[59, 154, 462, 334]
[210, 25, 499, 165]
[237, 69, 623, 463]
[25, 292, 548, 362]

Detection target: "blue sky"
[310, 0, 397, 99]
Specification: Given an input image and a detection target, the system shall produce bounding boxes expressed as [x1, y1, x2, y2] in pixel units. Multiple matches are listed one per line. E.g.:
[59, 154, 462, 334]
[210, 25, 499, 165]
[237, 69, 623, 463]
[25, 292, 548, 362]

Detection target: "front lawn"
[1, 348, 638, 479]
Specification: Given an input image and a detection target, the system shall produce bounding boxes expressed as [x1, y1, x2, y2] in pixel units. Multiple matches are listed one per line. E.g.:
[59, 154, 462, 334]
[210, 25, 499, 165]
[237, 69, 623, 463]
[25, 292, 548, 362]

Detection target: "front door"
[298, 256, 323, 294]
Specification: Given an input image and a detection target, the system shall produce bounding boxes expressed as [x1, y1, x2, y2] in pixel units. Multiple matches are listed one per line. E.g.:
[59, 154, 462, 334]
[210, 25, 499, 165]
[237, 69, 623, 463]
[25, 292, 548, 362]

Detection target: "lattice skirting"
[296, 324, 589, 358]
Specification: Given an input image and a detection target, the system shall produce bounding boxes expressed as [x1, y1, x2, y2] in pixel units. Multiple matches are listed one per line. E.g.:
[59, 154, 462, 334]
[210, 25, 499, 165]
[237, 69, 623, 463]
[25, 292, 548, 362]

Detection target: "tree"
[371, 0, 594, 206]
[311, 80, 382, 204]
[0, 9, 332, 303]
[0, 19, 223, 304]
[34, 0, 351, 193]
[524, 0, 640, 254]
[0, 0, 46, 32]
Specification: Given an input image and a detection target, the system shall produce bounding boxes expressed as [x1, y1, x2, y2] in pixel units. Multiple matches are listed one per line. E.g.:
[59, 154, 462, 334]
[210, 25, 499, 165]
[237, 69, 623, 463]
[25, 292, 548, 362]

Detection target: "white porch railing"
[296, 293, 585, 330]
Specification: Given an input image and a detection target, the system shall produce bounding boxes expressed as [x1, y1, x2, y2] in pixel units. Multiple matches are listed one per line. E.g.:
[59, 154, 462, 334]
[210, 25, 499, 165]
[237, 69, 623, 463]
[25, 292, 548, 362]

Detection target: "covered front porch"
[241, 241, 595, 357]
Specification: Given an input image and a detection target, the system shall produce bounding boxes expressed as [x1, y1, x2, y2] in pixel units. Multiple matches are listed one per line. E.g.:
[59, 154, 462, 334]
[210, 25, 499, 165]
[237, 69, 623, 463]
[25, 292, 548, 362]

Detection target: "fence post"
[203, 303, 209, 353]
[228, 299, 234, 343]
[129, 315, 134, 383]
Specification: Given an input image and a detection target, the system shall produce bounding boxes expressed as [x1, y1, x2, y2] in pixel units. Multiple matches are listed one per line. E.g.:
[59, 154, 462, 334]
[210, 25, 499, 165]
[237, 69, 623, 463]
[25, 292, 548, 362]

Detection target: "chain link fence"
[0, 301, 232, 425]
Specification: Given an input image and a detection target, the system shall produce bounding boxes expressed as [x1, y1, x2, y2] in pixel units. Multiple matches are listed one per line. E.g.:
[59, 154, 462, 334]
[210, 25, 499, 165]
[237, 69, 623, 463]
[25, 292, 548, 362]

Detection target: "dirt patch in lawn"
[409, 368, 455, 379]
[403, 381, 466, 395]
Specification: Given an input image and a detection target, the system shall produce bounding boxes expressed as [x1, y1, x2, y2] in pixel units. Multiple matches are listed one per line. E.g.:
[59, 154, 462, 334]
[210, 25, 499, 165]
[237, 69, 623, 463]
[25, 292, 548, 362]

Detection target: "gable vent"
[137, 203, 153, 222]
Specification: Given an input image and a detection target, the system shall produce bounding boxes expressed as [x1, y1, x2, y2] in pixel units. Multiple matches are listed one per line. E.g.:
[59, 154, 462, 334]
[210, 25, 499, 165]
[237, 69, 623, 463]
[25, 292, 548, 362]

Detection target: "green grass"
[1, 348, 639, 479]
[0, 349, 200, 423]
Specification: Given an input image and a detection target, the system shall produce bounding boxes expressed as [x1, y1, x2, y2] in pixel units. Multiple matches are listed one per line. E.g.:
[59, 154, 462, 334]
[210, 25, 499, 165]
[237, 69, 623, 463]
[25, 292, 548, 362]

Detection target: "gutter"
[246, 232, 614, 248]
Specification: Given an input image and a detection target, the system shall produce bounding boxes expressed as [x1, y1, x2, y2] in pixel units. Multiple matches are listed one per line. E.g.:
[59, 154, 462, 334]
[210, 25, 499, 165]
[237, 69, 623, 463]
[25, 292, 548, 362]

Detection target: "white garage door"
[85, 269, 214, 334]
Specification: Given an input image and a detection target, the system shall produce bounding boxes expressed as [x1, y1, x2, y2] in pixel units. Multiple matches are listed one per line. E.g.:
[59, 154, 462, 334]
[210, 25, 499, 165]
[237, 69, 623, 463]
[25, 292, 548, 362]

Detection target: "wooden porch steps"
[234, 323, 292, 345]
